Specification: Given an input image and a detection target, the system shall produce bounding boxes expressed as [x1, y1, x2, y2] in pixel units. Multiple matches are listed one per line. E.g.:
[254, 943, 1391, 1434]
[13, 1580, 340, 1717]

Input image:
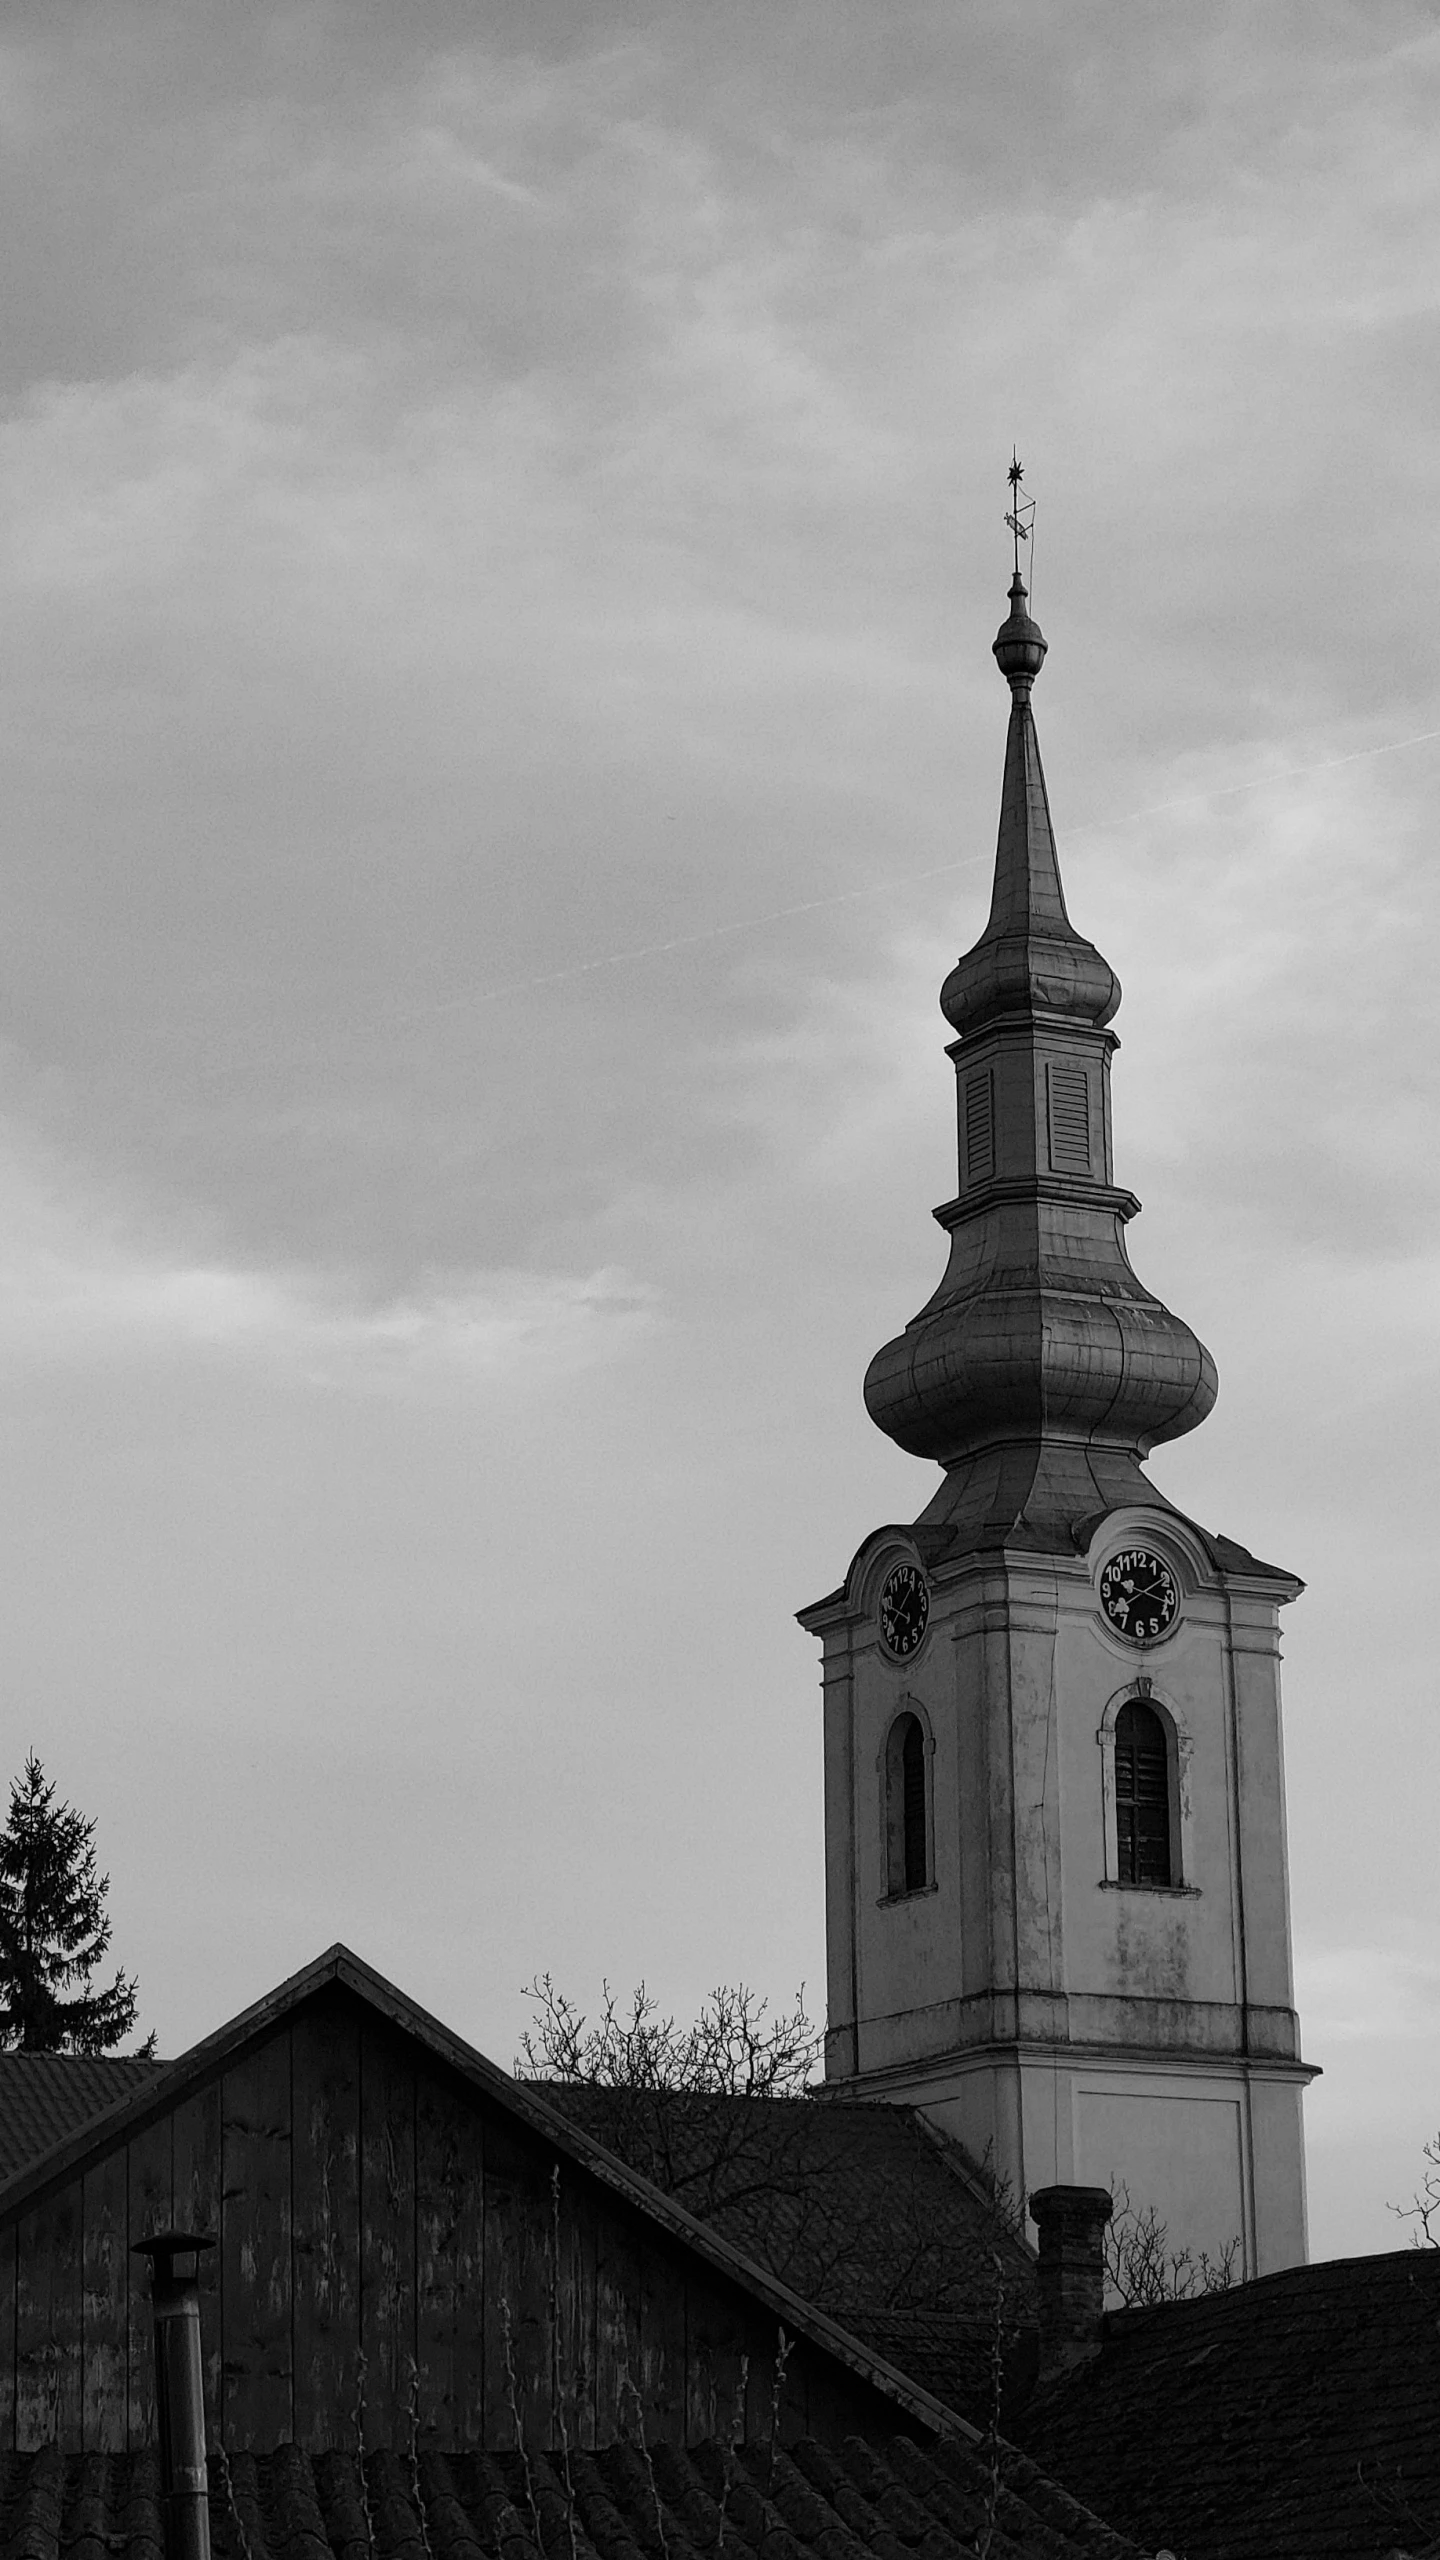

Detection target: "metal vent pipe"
[134, 2231, 216, 2560]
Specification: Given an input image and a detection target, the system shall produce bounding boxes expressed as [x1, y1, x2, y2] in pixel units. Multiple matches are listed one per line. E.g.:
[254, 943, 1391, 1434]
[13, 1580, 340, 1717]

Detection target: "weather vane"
[1005, 449, 1035, 582]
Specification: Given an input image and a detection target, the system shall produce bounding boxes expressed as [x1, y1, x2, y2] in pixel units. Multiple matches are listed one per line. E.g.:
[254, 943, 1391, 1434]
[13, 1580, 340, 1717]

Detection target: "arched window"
[885, 1711, 930, 1896]
[1114, 1699, 1172, 1887]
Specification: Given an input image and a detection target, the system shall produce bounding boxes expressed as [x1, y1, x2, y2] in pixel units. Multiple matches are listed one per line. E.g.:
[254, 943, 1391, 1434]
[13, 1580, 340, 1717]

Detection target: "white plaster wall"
[813, 1512, 1311, 2268]
[1073, 2080, 1248, 2270]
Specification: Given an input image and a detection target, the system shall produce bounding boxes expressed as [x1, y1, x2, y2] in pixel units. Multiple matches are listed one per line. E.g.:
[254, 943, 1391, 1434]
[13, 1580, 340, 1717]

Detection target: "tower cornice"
[933, 1175, 1142, 1230]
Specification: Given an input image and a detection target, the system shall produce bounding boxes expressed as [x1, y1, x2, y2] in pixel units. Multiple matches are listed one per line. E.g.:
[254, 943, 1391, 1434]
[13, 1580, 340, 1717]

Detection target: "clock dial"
[879, 1562, 929, 1659]
[1099, 1547, 1179, 1646]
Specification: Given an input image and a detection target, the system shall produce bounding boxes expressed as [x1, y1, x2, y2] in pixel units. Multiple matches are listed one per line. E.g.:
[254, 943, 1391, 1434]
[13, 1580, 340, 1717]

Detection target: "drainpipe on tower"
[133, 2231, 216, 2560]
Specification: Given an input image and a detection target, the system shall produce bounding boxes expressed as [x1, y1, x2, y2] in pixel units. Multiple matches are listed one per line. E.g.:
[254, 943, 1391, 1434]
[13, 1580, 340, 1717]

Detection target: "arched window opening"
[1114, 1699, 1172, 1887]
[885, 1711, 930, 1896]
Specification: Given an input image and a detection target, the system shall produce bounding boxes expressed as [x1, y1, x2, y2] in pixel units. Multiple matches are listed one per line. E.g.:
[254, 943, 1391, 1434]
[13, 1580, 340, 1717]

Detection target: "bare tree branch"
[1390, 2130, 1440, 2250]
[1103, 2185, 1241, 2308]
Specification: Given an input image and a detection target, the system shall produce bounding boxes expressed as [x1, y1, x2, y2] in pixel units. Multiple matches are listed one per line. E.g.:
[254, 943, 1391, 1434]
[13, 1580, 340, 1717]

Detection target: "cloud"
[0, 1126, 654, 1389]
[1298, 1946, 1440, 2047]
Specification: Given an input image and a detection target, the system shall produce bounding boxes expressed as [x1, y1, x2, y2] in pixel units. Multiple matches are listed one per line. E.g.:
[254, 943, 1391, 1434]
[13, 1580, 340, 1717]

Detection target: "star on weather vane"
[1004, 449, 1035, 580]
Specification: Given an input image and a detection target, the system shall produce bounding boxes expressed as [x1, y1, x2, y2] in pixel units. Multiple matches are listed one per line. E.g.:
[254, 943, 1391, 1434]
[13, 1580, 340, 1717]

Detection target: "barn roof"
[0, 2427, 1144, 2560]
[1015, 2245, 1440, 2560]
[0, 2051, 160, 2182]
[0, 1976, 1037, 2433]
[542, 2084, 1037, 2420]
[0, 1944, 980, 2451]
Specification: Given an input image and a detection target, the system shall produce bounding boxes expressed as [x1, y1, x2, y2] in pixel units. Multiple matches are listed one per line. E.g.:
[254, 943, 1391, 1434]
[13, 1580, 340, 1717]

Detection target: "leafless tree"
[516, 1974, 1033, 2392]
[1103, 2185, 1241, 2308]
[1391, 2130, 1440, 2248]
[520, 1975, 820, 2102]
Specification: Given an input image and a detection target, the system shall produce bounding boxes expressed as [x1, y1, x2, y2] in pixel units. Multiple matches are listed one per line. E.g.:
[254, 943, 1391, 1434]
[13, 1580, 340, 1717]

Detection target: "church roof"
[1014, 2247, 1440, 2560]
[803, 1499, 1299, 1621]
[0, 2427, 1143, 2560]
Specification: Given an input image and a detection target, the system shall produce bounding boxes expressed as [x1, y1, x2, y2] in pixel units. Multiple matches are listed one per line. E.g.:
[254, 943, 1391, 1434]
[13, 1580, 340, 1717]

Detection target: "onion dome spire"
[861, 469, 1216, 1549]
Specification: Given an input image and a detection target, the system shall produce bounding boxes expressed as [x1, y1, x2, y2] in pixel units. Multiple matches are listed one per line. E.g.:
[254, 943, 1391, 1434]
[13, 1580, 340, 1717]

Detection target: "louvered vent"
[1047, 1063, 1091, 1173]
[1115, 1700, 1172, 1887]
[963, 1071, 995, 1185]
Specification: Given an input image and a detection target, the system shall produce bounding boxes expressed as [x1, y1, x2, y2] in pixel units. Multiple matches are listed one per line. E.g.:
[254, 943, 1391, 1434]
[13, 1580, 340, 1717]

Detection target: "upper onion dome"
[940, 575, 1121, 1037]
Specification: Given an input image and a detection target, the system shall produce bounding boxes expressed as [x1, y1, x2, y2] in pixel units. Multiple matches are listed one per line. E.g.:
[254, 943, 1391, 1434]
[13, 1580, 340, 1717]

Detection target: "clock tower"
[798, 542, 1315, 2276]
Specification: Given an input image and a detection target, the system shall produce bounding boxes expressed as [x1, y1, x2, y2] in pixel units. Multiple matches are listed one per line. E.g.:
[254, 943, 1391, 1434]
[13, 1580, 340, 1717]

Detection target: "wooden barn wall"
[0, 1990, 907, 2456]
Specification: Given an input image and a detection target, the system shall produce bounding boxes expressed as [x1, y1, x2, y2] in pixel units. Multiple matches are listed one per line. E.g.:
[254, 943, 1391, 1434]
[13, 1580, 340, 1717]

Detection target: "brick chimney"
[1028, 2185, 1112, 2380]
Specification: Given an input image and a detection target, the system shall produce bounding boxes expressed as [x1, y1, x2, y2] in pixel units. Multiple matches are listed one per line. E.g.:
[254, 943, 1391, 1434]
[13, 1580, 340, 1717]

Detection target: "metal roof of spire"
[941, 468, 1119, 1035]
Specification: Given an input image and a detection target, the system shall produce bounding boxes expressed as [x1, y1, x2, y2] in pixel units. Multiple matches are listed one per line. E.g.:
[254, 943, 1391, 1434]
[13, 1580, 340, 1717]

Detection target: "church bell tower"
[798, 508, 1315, 2275]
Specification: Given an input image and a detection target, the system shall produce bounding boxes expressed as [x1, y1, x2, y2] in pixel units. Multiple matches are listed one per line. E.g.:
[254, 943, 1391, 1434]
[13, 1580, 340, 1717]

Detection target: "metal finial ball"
[993, 573, 1048, 686]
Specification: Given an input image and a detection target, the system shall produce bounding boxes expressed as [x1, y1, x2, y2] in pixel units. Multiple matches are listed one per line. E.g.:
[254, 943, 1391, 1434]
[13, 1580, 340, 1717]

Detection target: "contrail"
[451, 720, 1440, 1010]
[189, 715, 1440, 1078]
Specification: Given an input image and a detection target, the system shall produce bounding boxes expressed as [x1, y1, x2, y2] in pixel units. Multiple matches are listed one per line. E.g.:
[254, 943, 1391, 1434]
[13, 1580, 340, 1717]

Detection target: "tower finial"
[993, 456, 1046, 691]
[1005, 450, 1033, 584]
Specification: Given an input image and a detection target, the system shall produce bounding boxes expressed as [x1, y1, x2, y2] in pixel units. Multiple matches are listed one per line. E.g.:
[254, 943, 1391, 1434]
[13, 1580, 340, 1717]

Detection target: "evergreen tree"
[0, 1753, 152, 2054]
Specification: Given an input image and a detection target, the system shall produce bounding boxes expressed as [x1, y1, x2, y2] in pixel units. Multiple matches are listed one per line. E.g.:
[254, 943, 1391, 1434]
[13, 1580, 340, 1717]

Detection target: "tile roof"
[540, 2087, 1039, 2429]
[0, 2431, 1144, 2560]
[0, 2051, 161, 2184]
[1015, 2245, 1440, 2560]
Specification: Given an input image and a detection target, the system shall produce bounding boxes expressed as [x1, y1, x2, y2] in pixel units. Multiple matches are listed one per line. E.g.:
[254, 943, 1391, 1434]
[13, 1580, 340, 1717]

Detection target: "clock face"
[879, 1562, 929, 1659]
[1099, 1548, 1179, 1646]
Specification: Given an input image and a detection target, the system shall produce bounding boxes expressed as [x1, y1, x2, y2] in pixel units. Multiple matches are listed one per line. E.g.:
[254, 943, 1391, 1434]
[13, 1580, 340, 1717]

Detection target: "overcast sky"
[1, 0, 1437, 2262]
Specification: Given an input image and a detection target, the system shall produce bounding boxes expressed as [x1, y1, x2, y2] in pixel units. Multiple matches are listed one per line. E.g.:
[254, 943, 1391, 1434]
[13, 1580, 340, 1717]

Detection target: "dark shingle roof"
[0, 2050, 161, 2183]
[0, 2432, 1143, 2560]
[539, 2087, 1038, 2428]
[1016, 2246, 1440, 2560]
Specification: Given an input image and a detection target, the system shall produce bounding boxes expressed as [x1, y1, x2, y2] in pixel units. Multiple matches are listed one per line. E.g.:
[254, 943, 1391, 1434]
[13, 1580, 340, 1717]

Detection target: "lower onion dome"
[863, 1205, 1217, 1470]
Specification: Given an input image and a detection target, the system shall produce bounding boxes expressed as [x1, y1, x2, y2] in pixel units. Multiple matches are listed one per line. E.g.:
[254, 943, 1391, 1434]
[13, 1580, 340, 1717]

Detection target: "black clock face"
[1099, 1548, 1179, 1646]
[879, 1562, 929, 1659]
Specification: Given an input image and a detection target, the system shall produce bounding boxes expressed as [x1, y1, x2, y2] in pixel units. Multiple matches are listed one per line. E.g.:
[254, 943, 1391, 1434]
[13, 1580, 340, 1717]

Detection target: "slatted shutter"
[1115, 1699, 1172, 1886]
[1046, 1063, 1091, 1174]
[886, 1711, 930, 1896]
[901, 1717, 927, 1892]
[963, 1071, 995, 1185]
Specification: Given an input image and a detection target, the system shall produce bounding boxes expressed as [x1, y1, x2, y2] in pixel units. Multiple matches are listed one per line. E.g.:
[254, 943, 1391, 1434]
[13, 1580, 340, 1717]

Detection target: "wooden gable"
[0, 1950, 960, 2458]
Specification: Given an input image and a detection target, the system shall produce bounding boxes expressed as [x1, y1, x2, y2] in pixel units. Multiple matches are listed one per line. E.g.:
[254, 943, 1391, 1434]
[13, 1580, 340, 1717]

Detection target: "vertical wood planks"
[638, 2233, 687, 2444]
[415, 2066, 485, 2447]
[358, 2024, 415, 2447]
[220, 2031, 293, 2450]
[173, 2081, 223, 2431]
[15, 2189, 82, 2449]
[126, 2118, 174, 2449]
[683, 2270, 749, 2448]
[0, 2225, 14, 2453]
[481, 2116, 553, 2450]
[292, 2000, 361, 2449]
[551, 2172, 597, 2454]
[81, 2151, 129, 2452]
[592, 2203, 644, 2447]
